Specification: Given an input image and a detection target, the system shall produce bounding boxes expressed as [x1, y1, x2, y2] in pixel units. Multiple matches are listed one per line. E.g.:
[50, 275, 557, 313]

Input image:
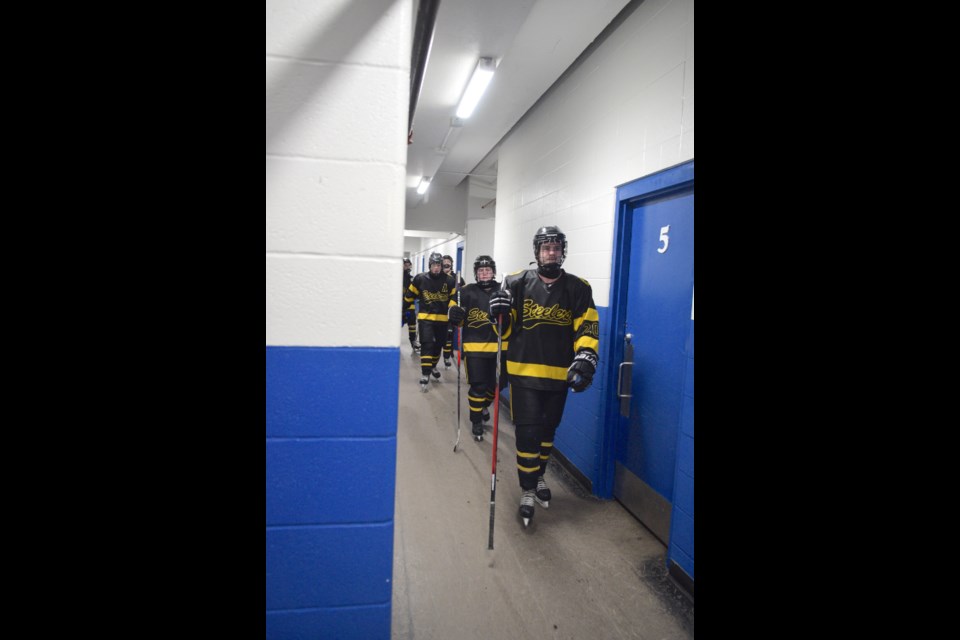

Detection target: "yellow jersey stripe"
[517, 463, 540, 473]
[507, 361, 568, 381]
[517, 451, 539, 459]
[464, 342, 508, 353]
[572, 307, 600, 331]
[574, 336, 599, 352]
[419, 313, 448, 322]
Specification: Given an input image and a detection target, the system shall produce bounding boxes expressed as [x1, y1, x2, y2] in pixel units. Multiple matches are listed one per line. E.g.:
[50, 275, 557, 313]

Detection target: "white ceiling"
[405, 0, 632, 219]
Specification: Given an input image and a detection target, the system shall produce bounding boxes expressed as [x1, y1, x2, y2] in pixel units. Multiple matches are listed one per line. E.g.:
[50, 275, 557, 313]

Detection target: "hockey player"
[405, 252, 459, 392]
[441, 255, 466, 368]
[488, 226, 599, 527]
[446, 255, 509, 441]
[402, 258, 419, 352]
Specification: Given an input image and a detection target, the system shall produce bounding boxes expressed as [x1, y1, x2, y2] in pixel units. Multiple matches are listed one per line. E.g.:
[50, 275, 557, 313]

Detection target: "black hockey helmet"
[473, 255, 497, 281]
[533, 225, 567, 266]
[428, 252, 443, 267]
[403, 257, 412, 266]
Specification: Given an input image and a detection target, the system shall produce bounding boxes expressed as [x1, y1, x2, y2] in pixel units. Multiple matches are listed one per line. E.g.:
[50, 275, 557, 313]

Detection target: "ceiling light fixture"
[417, 177, 431, 195]
[455, 57, 495, 119]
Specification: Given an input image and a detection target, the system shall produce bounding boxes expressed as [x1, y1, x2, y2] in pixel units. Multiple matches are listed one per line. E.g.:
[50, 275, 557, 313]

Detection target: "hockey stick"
[454, 272, 462, 452]
[488, 284, 506, 550]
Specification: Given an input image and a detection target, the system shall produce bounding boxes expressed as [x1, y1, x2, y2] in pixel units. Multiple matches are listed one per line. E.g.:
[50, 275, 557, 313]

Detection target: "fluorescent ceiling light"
[417, 177, 431, 194]
[456, 57, 495, 119]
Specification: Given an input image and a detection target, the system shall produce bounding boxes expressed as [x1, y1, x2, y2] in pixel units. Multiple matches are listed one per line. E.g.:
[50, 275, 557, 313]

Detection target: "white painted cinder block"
[266, 0, 412, 349]
[266, 59, 407, 163]
[266, 0, 411, 68]
[266, 156, 405, 256]
[267, 255, 400, 347]
[642, 65, 684, 150]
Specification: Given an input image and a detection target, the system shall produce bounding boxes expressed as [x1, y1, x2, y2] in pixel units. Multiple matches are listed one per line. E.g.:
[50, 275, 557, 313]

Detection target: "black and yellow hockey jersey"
[402, 269, 414, 310]
[455, 283, 510, 357]
[404, 272, 458, 322]
[501, 269, 599, 391]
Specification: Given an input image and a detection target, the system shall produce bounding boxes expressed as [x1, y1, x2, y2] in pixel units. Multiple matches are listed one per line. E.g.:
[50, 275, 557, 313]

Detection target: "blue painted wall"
[667, 320, 694, 579]
[552, 306, 611, 491]
[266, 346, 399, 639]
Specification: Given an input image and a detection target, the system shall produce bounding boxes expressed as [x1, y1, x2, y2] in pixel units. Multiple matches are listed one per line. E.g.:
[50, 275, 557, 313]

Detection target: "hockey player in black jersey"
[446, 255, 509, 441]
[404, 252, 459, 392]
[488, 226, 599, 526]
[402, 258, 419, 352]
[441, 255, 466, 368]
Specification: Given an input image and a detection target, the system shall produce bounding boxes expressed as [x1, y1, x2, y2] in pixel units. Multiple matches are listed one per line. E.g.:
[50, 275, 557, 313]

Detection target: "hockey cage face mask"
[428, 252, 444, 275]
[475, 266, 495, 282]
[536, 240, 565, 267]
[533, 226, 567, 268]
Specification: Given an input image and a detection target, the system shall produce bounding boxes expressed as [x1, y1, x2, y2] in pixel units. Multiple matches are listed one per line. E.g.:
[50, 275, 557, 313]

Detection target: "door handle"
[617, 362, 633, 399]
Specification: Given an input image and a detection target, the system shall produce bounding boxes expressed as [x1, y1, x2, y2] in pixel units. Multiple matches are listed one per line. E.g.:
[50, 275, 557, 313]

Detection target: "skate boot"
[431, 367, 441, 382]
[410, 339, 420, 352]
[444, 358, 452, 369]
[519, 490, 536, 527]
[419, 375, 429, 392]
[471, 421, 484, 442]
[535, 476, 551, 508]
[482, 407, 490, 422]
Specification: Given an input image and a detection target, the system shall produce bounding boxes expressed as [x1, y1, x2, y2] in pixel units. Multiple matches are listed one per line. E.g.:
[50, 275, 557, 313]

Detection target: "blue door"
[608, 162, 694, 546]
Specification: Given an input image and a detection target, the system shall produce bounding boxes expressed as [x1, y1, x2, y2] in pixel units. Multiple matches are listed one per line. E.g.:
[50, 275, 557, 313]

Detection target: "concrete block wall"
[492, 0, 693, 489]
[464, 217, 495, 279]
[266, 1, 412, 638]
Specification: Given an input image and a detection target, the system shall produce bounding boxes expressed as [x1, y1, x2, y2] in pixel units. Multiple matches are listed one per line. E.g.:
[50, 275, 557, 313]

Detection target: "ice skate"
[482, 407, 490, 422]
[419, 375, 429, 392]
[535, 476, 551, 508]
[471, 421, 484, 442]
[444, 358, 452, 369]
[519, 490, 536, 527]
[431, 367, 441, 382]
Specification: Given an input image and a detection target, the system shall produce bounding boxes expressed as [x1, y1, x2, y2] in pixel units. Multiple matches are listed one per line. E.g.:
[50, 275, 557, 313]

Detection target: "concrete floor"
[392, 346, 694, 639]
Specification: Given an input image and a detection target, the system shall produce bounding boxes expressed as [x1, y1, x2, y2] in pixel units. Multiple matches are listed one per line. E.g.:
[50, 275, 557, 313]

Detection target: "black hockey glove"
[448, 305, 466, 324]
[489, 289, 512, 318]
[567, 351, 598, 392]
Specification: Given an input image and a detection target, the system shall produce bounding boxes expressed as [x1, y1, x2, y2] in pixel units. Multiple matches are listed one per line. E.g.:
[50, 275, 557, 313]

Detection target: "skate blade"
[535, 498, 549, 509]
[419, 385, 429, 393]
[522, 517, 531, 527]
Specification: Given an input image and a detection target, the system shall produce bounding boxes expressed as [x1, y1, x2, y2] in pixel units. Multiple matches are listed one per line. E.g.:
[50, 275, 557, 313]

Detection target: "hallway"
[391, 345, 694, 639]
